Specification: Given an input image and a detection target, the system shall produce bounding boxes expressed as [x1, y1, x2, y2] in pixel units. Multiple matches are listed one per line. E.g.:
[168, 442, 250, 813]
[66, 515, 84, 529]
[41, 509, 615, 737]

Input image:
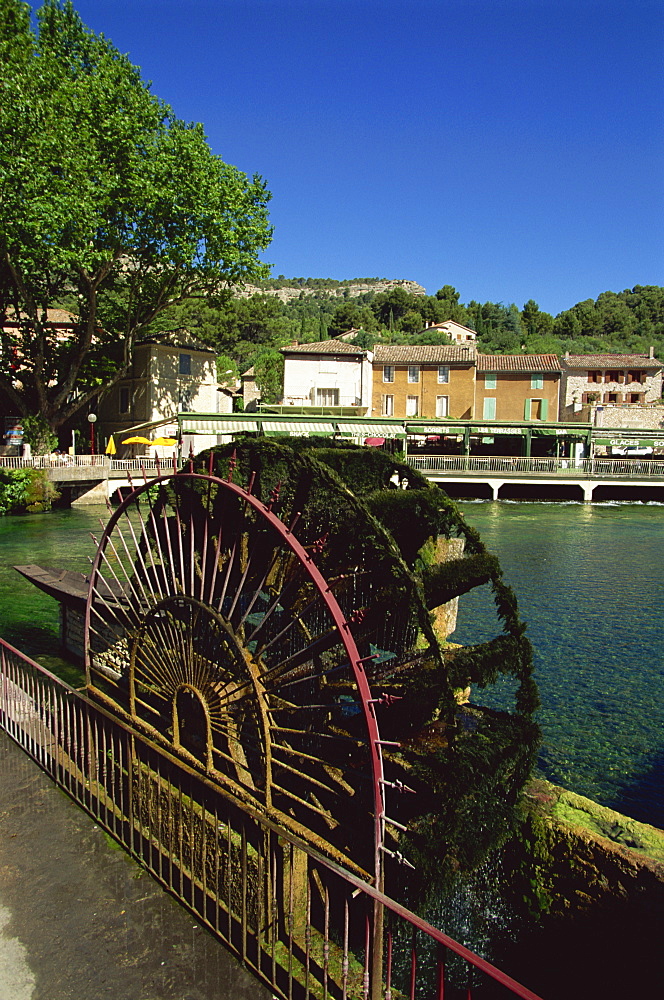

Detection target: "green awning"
[470, 426, 527, 436]
[531, 427, 588, 437]
[406, 424, 455, 435]
[595, 437, 664, 447]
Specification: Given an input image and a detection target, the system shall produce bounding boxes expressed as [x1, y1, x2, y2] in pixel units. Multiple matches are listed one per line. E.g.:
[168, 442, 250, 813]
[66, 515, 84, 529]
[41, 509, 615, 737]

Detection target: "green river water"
[0, 499, 662, 829]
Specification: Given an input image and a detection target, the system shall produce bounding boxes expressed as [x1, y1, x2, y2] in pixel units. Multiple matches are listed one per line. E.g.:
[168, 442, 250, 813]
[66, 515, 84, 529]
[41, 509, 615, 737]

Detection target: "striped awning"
[262, 421, 336, 436]
[180, 418, 259, 434]
[336, 423, 406, 438]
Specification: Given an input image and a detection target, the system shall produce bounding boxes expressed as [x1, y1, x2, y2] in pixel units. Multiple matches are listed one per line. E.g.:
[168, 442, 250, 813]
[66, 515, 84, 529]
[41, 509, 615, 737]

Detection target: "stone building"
[240, 366, 261, 411]
[100, 329, 226, 455]
[560, 350, 663, 416]
[417, 320, 477, 344]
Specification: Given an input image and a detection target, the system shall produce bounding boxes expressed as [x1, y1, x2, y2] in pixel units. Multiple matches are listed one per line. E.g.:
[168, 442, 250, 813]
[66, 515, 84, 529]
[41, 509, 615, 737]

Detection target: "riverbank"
[0, 731, 269, 1000]
[494, 778, 664, 999]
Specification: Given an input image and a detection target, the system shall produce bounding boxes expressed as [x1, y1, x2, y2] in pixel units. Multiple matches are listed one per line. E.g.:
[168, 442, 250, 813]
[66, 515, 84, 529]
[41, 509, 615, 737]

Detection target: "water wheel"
[84, 464, 387, 877]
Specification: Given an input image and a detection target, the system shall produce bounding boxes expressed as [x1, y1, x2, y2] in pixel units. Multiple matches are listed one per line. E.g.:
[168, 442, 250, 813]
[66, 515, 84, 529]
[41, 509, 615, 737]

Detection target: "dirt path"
[0, 732, 270, 1000]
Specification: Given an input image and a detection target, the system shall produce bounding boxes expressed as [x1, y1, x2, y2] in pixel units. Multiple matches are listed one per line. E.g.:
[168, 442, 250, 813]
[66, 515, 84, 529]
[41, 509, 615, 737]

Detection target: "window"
[408, 366, 420, 383]
[119, 386, 130, 414]
[531, 375, 544, 390]
[178, 387, 193, 412]
[483, 397, 496, 419]
[630, 393, 642, 404]
[381, 394, 394, 416]
[406, 395, 419, 417]
[607, 393, 619, 404]
[628, 370, 645, 384]
[179, 353, 192, 375]
[606, 370, 620, 382]
[484, 374, 496, 390]
[436, 395, 449, 418]
[383, 365, 395, 383]
[587, 371, 600, 383]
[316, 388, 339, 406]
[437, 366, 450, 384]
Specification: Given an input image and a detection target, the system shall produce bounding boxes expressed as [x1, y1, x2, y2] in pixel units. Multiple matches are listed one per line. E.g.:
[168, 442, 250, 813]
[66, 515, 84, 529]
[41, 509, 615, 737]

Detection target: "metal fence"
[408, 454, 664, 479]
[0, 638, 542, 1000]
[0, 454, 111, 469]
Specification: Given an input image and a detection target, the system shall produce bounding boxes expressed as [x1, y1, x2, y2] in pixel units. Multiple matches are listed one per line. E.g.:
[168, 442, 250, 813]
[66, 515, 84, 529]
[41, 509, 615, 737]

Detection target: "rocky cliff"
[234, 278, 426, 302]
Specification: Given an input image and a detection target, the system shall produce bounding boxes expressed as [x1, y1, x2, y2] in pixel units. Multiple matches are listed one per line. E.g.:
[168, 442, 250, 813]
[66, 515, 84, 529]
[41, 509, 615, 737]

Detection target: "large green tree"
[0, 0, 272, 444]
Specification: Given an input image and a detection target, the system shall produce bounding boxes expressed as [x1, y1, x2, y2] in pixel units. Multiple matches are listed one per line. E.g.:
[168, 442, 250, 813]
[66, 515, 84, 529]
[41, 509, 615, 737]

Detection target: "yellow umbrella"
[105, 434, 117, 455]
[122, 435, 151, 445]
[152, 437, 178, 447]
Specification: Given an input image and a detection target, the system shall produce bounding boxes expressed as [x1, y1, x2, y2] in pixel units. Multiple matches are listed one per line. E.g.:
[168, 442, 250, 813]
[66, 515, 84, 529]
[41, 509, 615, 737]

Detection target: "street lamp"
[87, 413, 97, 455]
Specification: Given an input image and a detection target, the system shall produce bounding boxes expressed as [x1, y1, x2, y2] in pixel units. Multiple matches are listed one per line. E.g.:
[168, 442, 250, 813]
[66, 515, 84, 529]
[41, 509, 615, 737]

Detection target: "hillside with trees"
[149, 283, 664, 402]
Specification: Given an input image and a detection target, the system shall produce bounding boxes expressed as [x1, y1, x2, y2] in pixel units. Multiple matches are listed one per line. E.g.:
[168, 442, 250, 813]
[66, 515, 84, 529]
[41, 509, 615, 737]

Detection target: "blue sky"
[35, 0, 664, 315]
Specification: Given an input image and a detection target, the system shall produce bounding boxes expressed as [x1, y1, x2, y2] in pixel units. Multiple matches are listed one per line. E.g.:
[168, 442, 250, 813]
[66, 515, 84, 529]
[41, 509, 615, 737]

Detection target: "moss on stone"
[553, 789, 664, 863]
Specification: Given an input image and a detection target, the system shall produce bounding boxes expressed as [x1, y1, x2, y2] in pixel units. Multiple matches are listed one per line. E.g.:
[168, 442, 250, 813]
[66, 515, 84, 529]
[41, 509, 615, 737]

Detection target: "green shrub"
[0, 468, 60, 514]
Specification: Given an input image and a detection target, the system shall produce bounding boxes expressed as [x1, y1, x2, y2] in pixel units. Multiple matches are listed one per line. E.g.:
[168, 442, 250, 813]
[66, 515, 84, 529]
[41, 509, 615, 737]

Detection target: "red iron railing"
[0, 638, 542, 1000]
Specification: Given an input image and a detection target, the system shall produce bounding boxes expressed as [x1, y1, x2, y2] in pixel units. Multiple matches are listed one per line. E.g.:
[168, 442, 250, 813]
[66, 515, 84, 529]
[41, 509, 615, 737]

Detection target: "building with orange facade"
[475, 354, 561, 421]
[371, 344, 476, 420]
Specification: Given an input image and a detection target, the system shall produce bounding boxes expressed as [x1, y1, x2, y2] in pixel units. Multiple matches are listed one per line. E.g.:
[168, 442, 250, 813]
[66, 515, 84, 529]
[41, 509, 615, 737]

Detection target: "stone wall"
[592, 403, 664, 430]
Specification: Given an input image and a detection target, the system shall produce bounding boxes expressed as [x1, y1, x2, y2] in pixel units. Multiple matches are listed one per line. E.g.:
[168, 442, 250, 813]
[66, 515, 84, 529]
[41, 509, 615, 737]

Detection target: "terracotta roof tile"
[281, 339, 366, 355]
[477, 354, 561, 372]
[373, 344, 476, 363]
[562, 353, 662, 369]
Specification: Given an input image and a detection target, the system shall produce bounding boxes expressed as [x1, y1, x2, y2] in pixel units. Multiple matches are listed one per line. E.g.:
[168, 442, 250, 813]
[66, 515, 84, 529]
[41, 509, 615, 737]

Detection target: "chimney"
[649, 345, 654, 359]
[564, 350, 569, 361]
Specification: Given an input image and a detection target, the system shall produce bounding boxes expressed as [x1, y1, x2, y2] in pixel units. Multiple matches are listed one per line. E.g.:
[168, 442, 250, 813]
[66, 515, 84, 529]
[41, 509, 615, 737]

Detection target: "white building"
[280, 340, 373, 413]
[420, 320, 477, 344]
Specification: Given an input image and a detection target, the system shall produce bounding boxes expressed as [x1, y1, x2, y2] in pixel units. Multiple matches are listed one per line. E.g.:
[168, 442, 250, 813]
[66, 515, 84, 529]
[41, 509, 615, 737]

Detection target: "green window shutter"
[540, 398, 548, 420]
[524, 399, 531, 419]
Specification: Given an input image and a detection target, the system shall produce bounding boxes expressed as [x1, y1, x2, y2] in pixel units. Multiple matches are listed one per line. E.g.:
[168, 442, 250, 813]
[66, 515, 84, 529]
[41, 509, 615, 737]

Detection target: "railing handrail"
[0, 454, 111, 469]
[408, 453, 664, 478]
[0, 635, 543, 1000]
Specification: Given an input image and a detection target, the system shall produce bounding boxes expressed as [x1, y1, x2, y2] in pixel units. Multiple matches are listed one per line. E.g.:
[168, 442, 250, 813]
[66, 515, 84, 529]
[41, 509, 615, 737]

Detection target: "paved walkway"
[0, 732, 270, 1000]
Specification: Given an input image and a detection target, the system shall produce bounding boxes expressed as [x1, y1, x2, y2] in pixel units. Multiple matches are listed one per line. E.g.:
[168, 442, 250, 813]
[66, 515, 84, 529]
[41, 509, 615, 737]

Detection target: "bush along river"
[1, 499, 663, 998]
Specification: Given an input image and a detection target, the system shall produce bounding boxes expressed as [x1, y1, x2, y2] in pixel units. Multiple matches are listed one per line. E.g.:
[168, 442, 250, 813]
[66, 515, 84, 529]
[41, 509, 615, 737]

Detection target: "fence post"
[371, 890, 385, 1000]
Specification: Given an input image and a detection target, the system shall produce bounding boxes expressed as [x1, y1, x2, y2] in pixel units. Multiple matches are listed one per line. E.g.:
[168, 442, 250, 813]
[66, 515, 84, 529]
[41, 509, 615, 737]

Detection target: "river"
[1, 499, 662, 829]
[455, 499, 664, 830]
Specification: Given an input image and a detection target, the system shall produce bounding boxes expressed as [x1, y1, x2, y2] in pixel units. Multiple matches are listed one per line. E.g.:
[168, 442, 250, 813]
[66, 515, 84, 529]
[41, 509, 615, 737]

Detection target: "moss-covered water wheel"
[190, 440, 540, 902]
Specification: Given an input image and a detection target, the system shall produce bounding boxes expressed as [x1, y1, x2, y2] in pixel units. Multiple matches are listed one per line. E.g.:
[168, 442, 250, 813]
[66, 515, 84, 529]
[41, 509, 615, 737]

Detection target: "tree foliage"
[0, 0, 272, 433]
